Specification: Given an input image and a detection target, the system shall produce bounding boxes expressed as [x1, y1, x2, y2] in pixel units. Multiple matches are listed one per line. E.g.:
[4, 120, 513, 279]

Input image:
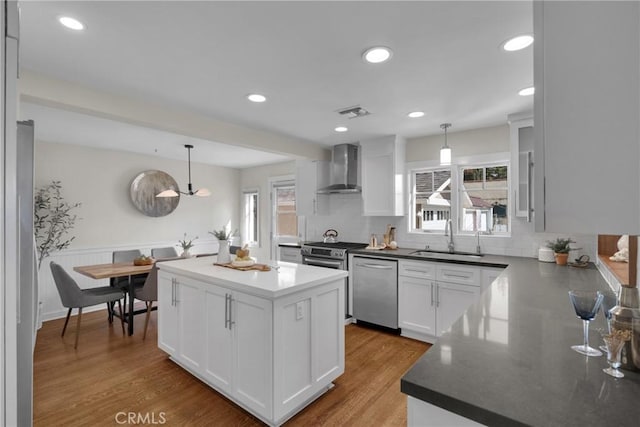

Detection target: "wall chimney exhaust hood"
[317, 143, 361, 194]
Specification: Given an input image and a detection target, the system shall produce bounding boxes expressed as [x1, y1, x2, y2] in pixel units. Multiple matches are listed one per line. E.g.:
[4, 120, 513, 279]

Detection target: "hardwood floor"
[33, 309, 430, 426]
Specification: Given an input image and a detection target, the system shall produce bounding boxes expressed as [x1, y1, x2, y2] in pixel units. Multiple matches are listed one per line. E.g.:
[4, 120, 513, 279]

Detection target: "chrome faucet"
[444, 219, 454, 253]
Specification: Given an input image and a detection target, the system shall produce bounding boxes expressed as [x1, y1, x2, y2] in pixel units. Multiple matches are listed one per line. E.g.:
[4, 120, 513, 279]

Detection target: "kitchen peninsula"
[156, 257, 348, 426]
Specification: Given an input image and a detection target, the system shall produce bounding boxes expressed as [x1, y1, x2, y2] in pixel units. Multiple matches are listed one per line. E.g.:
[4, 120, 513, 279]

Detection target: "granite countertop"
[349, 247, 511, 268]
[157, 256, 347, 299]
[278, 242, 303, 248]
[396, 256, 640, 426]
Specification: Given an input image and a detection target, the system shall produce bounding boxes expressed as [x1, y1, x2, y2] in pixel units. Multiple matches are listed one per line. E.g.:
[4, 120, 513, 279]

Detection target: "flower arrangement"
[209, 226, 238, 241]
[178, 233, 198, 250]
[546, 238, 577, 254]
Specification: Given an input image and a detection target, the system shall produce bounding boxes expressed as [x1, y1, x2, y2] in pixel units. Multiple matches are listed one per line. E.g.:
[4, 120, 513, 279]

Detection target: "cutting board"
[214, 262, 271, 272]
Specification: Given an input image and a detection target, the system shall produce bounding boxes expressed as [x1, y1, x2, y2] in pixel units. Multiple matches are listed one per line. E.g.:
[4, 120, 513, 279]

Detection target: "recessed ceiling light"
[58, 16, 85, 31]
[518, 86, 535, 96]
[247, 94, 266, 103]
[502, 35, 533, 52]
[363, 46, 393, 64]
[408, 111, 425, 118]
[335, 126, 348, 132]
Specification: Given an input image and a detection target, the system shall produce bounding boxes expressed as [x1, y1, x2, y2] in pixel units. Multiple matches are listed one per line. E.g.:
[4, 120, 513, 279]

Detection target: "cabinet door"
[296, 160, 329, 216]
[203, 285, 233, 394]
[481, 268, 505, 293]
[157, 275, 179, 355]
[232, 292, 273, 419]
[436, 282, 480, 337]
[399, 276, 436, 336]
[361, 136, 405, 216]
[508, 114, 534, 221]
[176, 278, 205, 372]
[534, 1, 640, 234]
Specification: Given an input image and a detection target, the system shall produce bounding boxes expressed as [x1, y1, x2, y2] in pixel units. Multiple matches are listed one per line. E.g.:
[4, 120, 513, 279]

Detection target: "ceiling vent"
[337, 105, 371, 119]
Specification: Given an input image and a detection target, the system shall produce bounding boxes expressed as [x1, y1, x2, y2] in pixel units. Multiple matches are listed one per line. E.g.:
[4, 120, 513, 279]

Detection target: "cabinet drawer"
[436, 264, 480, 286]
[399, 260, 436, 279]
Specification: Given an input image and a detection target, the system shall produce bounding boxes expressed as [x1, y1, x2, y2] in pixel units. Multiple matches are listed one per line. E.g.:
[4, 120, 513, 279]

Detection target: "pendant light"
[156, 144, 211, 197]
[440, 123, 452, 166]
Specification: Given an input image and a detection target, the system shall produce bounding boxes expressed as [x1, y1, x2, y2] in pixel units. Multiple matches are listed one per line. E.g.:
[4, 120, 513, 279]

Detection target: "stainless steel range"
[301, 241, 368, 317]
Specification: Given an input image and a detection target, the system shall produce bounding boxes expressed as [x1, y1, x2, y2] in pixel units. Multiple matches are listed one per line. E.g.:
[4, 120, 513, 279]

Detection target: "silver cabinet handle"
[405, 268, 429, 274]
[171, 278, 175, 306]
[430, 283, 434, 307]
[443, 273, 471, 279]
[359, 263, 393, 270]
[436, 285, 440, 308]
[229, 296, 235, 329]
[224, 294, 230, 329]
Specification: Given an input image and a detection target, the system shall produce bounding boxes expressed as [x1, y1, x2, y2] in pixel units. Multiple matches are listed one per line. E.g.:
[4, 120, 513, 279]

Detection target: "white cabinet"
[360, 135, 406, 216]
[533, 1, 640, 234]
[399, 260, 491, 342]
[279, 246, 302, 264]
[481, 267, 504, 293]
[435, 281, 480, 337]
[296, 159, 329, 216]
[508, 113, 534, 221]
[157, 269, 343, 426]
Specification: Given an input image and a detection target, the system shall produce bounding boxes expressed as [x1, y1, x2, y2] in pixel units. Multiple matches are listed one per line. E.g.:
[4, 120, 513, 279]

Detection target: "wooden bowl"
[133, 258, 154, 266]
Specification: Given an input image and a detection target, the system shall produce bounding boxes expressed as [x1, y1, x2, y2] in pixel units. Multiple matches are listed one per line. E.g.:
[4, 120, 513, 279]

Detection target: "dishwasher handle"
[356, 262, 394, 270]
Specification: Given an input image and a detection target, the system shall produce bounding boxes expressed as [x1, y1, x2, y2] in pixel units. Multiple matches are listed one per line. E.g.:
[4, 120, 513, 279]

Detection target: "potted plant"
[178, 233, 198, 258]
[209, 226, 238, 263]
[546, 238, 576, 266]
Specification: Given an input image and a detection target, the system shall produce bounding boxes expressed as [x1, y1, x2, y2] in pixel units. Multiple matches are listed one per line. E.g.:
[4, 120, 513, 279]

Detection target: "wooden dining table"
[74, 261, 154, 336]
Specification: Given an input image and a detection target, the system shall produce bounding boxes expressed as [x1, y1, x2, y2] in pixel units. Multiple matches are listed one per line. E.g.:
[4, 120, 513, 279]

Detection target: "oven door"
[302, 256, 345, 270]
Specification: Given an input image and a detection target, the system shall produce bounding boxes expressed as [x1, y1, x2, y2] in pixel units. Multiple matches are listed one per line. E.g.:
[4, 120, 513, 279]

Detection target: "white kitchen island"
[156, 256, 348, 427]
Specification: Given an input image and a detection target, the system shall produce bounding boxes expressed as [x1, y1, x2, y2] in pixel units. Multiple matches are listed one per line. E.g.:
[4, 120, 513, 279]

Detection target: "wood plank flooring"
[33, 309, 430, 426]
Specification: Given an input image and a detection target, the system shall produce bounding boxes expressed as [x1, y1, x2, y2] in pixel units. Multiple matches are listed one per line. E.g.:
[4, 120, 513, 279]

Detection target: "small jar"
[370, 234, 377, 248]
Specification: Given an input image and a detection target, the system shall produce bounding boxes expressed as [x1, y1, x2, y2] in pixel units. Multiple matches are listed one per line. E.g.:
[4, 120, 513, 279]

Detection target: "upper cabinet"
[360, 135, 406, 216]
[296, 160, 330, 216]
[508, 113, 534, 222]
[533, 1, 640, 234]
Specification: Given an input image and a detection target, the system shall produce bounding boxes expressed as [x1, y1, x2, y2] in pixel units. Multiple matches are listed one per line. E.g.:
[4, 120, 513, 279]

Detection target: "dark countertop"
[350, 247, 510, 268]
[390, 255, 640, 426]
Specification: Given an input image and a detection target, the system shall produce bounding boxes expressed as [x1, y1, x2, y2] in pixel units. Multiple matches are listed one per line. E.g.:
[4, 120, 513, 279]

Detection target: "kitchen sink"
[409, 250, 484, 259]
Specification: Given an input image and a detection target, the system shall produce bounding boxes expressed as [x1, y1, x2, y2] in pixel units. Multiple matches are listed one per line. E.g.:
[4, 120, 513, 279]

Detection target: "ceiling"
[18, 1, 533, 168]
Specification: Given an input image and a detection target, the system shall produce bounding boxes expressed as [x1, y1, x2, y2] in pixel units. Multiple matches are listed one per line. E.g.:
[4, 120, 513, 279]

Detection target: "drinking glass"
[569, 290, 604, 356]
[601, 330, 627, 378]
[599, 293, 617, 352]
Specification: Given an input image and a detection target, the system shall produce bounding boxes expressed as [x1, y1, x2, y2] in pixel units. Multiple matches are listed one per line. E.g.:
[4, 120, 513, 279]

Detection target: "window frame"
[407, 155, 511, 237]
[241, 188, 260, 247]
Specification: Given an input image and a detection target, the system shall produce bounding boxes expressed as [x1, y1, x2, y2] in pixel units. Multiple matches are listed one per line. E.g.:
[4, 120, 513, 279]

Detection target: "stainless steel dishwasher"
[352, 256, 398, 329]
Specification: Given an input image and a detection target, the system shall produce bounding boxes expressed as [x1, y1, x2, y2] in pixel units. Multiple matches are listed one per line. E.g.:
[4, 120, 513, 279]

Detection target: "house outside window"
[411, 169, 451, 232]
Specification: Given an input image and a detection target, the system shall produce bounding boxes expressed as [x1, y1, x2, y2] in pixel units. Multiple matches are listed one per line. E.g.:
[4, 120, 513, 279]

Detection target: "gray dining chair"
[151, 246, 178, 259]
[134, 257, 181, 340]
[50, 261, 125, 349]
[111, 249, 147, 315]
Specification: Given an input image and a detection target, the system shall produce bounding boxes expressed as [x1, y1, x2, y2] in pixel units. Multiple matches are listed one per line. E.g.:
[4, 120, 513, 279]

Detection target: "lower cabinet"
[398, 260, 502, 343]
[157, 271, 344, 425]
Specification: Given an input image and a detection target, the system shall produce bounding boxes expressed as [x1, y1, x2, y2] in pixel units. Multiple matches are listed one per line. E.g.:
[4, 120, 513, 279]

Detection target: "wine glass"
[600, 330, 628, 378]
[568, 290, 604, 356]
[599, 293, 617, 352]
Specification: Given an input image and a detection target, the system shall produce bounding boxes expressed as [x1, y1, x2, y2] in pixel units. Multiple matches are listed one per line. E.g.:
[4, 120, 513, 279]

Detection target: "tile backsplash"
[304, 193, 596, 260]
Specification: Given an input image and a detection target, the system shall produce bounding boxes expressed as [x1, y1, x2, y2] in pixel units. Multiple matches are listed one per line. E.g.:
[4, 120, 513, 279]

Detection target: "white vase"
[217, 239, 231, 264]
[181, 249, 193, 258]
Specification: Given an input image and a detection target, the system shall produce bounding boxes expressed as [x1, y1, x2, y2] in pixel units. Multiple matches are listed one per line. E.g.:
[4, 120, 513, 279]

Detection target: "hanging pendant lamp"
[439, 123, 452, 166]
[156, 144, 211, 197]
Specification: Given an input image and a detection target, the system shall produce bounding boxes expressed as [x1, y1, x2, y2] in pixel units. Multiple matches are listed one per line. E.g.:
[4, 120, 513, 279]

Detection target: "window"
[411, 169, 451, 232]
[410, 162, 509, 235]
[273, 183, 297, 238]
[242, 189, 259, 246]
[460, 165, 509, 233]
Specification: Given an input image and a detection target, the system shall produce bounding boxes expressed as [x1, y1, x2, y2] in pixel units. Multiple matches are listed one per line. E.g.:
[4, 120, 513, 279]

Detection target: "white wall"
[35, 141, 240, 249]
[407, 124, 509, 161]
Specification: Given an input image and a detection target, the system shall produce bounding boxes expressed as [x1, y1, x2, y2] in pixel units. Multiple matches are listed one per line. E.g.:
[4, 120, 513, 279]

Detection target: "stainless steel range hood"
[317, 143, 361, 194]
